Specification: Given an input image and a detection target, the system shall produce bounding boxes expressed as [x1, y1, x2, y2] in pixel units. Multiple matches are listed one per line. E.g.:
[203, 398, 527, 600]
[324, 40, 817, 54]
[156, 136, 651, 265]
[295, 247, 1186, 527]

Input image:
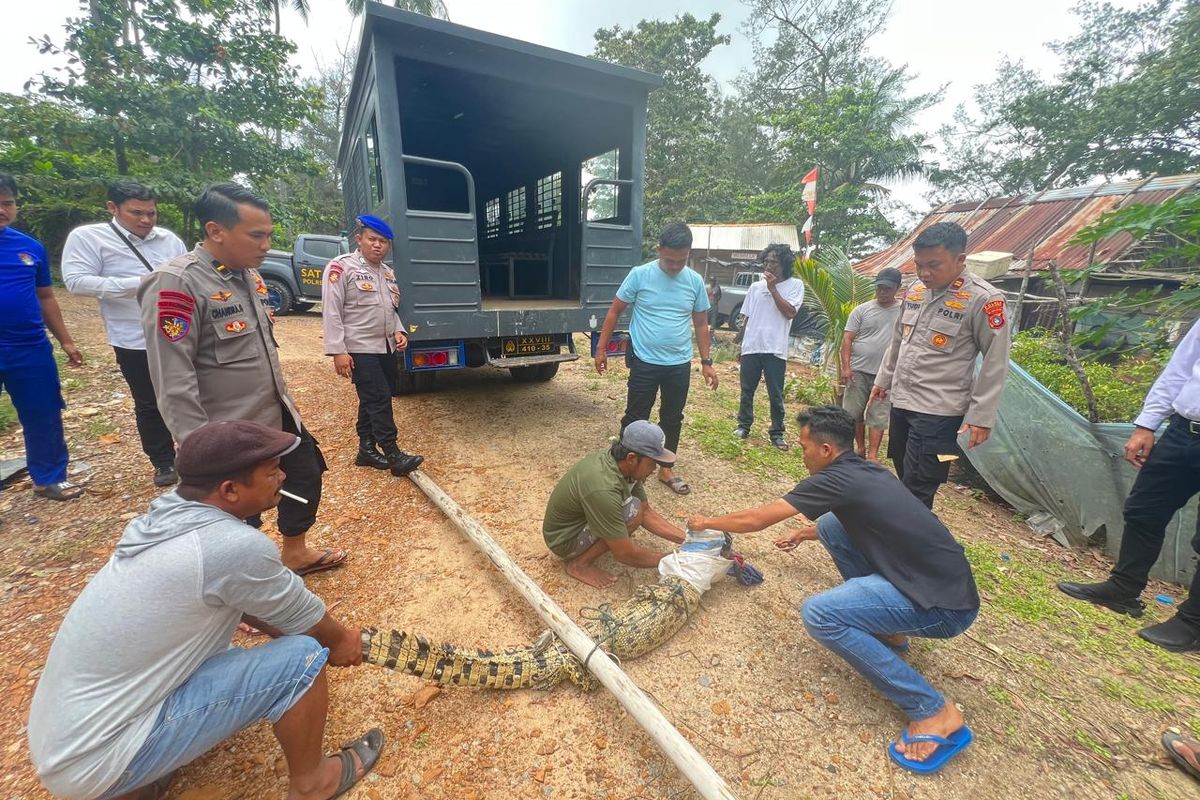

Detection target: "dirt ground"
[1, 291, 1197, 800]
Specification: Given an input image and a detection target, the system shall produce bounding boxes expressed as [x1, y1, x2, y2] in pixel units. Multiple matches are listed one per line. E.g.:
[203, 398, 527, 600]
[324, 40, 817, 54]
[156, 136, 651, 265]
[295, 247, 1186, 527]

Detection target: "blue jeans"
[801, 513, 978, 721]
[97, 636, 329, 800]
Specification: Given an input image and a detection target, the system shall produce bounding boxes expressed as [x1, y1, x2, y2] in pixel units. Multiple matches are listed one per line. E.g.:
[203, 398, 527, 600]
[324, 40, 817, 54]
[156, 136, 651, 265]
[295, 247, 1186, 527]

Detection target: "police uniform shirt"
[321, 250, 401, 355]
[61, 220, 186, 349]
[137, 244, 303, 442]
[0, 227, 51, 348]
[874, 271, 1011, 428]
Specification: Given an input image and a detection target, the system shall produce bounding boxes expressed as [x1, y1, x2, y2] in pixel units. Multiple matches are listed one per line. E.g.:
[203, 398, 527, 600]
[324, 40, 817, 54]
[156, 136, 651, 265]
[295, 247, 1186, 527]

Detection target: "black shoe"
[153, 465, 178, 487]
[354, 444, 390, 470]
[388, 452, 425, 476]
[1137, 616, 1200, 653]
[770, 434, 790, 451]
[734, 426, 750, 440]
[1057, 580, 1145, 617]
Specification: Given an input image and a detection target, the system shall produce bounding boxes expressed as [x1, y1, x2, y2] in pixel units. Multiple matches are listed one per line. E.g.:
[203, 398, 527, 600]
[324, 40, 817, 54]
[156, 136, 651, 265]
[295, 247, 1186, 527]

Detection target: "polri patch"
[984, 299, 1006, 329]
[932, 332, 949, 347]
[159, 314, 190, 342]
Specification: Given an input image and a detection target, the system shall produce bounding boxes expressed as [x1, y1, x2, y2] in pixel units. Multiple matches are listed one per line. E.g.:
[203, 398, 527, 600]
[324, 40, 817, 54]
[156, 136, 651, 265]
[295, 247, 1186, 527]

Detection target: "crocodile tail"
[361, 628, 575, 690]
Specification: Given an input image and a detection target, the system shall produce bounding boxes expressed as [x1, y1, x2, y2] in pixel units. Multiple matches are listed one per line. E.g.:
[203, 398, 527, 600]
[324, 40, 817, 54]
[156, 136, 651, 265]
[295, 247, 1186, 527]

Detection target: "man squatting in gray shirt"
[27, 420, 385, 800]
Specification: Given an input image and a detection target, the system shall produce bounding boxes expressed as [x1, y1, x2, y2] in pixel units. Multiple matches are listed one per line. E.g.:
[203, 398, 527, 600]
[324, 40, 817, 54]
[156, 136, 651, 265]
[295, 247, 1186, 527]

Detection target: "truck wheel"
[394, 370, 436, 395]
[730, 304, 745, 333]
[511, 363, 559, 382]
[263, 278, 294, 315]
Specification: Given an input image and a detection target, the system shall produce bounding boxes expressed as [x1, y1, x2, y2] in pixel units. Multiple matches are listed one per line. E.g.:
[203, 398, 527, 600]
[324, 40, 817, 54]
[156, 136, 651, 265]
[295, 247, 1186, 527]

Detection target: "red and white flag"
[801, 214, 814, 245]
[801, 167, 818, 245]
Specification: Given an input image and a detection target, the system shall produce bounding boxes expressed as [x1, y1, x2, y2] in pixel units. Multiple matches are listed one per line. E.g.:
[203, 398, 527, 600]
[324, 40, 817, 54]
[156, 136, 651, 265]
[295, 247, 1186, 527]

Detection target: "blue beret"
[356, 214, 394, 240]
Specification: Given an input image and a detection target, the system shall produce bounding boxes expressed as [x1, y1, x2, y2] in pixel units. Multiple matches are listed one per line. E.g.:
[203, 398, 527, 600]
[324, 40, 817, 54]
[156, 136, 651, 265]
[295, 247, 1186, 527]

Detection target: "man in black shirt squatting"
[687, 405, 980, 773]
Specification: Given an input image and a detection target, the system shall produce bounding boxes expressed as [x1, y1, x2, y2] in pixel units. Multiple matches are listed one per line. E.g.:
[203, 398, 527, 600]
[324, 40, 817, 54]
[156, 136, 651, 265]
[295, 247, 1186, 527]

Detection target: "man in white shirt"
[1058, 320, 1200, 653]
[62, 182, 186, 486]
[735, 244, 805, 450]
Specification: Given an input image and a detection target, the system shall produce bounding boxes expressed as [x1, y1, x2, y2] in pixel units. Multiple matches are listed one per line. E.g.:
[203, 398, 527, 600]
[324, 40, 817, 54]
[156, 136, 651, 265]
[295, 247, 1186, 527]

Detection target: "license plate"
[502, 335, 555, 356]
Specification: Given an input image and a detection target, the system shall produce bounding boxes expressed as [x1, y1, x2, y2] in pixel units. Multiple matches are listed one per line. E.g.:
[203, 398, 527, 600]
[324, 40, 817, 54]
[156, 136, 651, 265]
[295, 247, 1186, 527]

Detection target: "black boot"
[1137, 616, 1200, 652]
[382, 443, 424, 476]
[355, 439, 390, 470]
[1057, 579, 1145, 617]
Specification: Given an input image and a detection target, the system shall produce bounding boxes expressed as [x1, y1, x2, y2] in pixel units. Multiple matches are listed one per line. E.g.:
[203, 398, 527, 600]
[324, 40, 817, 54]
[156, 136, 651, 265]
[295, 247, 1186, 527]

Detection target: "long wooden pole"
[407, 469, 739, 800]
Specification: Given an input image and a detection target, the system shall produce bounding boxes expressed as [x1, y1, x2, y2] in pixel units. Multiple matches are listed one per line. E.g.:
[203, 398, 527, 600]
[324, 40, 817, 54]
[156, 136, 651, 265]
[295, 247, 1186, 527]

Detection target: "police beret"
[356, 214, 394, 240]
[176, 420, 300, 485]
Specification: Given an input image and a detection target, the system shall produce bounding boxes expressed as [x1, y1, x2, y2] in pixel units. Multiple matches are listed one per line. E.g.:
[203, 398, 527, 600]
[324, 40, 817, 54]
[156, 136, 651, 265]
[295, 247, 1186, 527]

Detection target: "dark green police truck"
[337, 6, 658, 392]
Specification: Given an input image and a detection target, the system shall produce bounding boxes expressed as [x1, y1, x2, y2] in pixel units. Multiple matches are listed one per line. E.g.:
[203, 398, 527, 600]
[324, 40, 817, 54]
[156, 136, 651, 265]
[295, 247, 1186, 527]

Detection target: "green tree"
[346, 0, 449, 18]
[740, 0, 933, 256]
[930, 0, 1200, 199]
[592, 13, 735, 253]
[792, 246, 876, 369]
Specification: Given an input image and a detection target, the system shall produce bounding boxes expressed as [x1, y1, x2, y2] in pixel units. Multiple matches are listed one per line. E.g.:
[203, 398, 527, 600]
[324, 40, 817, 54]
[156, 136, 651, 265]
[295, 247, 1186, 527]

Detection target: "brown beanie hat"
[175, 420, 299, 486]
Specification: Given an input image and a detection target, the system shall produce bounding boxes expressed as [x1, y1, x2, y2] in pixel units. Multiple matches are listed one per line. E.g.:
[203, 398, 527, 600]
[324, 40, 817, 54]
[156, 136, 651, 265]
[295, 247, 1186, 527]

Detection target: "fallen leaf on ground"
[413, 684, 441, 709]
[711, 699, 731, 716]
[421, 765, 444, 784]
[98, 433, 121, 445]
[594, 736, 608, 750]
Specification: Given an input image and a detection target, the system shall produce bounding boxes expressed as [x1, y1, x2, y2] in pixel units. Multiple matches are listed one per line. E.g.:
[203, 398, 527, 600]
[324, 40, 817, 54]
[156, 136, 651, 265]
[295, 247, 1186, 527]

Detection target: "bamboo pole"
[406, 469, 739, 800]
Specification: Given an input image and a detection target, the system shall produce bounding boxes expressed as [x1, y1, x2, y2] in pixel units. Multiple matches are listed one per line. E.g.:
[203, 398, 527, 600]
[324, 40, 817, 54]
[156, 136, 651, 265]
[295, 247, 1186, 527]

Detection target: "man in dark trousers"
[138, 183, 346, 576]
[593, 222, 718, 496]
[687, 405, 980, 774]
[322, 215, 423, 476]
[1058, 320, 1200, 652]
[0, 172, 85, 502]
[870, 222, 1011, 508]
[62, 181, 187, 486]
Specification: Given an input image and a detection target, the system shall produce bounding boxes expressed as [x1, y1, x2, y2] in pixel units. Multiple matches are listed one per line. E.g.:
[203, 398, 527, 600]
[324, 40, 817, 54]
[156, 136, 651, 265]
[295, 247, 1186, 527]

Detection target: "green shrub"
[1010, 330, 1170, 422]
[785, 369, 837, 407]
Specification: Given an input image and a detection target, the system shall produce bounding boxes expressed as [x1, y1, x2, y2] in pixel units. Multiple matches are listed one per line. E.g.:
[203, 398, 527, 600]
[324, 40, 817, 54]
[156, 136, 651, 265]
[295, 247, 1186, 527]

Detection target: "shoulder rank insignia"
[932, 332, 949, 347]
[159, 314, 190, 342]
[944, 300, 965, 310]
[954, 290, 971, 300]
[210, 290, 232, 302]
[211, 262, 229, 276]
[984, 299, 1006, 329]
[951, 276, 965, 290]
[225, 320, 248, 333]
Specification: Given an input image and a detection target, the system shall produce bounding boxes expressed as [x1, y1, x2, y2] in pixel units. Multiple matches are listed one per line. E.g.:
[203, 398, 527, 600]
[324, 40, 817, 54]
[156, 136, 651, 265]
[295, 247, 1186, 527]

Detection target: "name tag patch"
[211, 303, 245, 320]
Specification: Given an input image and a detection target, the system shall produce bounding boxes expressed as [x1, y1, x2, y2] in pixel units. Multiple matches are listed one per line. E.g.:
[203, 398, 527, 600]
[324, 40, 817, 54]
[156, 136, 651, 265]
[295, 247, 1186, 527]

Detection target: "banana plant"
[793, 246, 877, 372]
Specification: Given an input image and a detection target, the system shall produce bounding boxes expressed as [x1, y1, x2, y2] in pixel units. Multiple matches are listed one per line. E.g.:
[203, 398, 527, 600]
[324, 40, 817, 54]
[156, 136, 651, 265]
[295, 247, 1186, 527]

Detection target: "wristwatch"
[700, 357, 713, 366]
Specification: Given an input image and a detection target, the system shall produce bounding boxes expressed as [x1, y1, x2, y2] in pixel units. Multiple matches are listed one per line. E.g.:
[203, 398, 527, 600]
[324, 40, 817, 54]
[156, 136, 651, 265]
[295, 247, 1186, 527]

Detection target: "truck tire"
[263, 278, 294, 315]
[730, 303, 744, 333]
[394, 369, 436, 395]
[510, 362, 560, 382]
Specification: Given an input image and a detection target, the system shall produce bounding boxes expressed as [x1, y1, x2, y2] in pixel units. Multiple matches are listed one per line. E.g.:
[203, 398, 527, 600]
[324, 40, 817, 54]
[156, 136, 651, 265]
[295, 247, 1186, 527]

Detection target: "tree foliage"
[592, 13, 736, 253]
[930, 0, 1200, 200]
[792, 245, 876, 368]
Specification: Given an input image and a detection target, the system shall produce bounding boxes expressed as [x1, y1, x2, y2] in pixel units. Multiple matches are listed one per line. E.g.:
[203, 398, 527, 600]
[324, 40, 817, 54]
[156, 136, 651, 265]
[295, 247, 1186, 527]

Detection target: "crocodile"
[361, 531, 738, 691]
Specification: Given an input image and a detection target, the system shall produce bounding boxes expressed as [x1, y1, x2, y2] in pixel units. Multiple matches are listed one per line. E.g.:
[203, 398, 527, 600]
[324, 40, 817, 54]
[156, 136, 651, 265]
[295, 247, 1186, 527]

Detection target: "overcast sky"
[1, 0, 1141, 213]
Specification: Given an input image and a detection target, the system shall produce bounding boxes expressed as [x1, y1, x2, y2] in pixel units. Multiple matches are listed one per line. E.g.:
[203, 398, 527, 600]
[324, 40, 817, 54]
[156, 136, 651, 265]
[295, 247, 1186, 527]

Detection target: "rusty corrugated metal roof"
[854, 173, 1200, 276]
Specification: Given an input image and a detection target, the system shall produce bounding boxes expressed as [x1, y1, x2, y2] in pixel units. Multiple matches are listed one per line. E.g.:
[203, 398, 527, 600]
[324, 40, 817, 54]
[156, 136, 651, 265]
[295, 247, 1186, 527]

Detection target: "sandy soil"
[0, 291, 1196, 800]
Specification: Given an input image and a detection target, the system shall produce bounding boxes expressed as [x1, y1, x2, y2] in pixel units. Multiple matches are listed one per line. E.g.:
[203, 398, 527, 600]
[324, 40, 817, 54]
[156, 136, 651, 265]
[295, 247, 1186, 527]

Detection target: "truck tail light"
[409, 346, 460, 370]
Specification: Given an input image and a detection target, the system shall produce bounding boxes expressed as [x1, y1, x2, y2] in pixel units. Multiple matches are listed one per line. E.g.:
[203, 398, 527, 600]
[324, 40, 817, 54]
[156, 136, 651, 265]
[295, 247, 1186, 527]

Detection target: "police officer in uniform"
[138, 183, 348, 576]
[871, 221, 1011, 509]
[322, 215, 423, 476]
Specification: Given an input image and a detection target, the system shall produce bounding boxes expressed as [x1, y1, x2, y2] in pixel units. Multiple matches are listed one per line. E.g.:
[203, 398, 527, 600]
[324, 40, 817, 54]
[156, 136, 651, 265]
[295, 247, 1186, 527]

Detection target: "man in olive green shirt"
[543, 421, 686, 588]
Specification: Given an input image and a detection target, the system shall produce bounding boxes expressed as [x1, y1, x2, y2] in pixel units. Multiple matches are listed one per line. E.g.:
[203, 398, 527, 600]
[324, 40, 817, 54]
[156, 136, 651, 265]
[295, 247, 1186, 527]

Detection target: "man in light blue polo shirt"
[594, 222, 718, 495]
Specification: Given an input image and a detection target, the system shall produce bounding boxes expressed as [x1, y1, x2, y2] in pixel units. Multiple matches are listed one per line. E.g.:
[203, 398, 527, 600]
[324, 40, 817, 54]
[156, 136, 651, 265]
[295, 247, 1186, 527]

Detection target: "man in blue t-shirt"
[687, 405, 979, 774]
[594, 222, 717, 495]
[0, 173, 85, 501]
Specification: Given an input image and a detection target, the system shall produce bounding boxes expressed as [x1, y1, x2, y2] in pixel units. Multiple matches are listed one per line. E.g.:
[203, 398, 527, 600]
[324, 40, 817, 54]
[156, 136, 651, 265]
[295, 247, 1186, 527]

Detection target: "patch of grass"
[986, 685, 1012, 706]
[1190, 719, 1200, 739]
[1100, 677, 1175, 713]
[0, 396, 15, 434]
[711, 339, 739, 364]
[1074, 730, 1112, 759]
[687, 411, 807, 482]
[86, 416, 117, 439]
[411, 732, 429, 750]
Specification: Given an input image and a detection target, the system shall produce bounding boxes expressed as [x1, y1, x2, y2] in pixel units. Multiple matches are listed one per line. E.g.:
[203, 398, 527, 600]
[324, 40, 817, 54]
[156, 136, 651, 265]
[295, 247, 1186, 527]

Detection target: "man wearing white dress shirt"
[1058, 320, 1200, 652]
[62, 182, 186, 486]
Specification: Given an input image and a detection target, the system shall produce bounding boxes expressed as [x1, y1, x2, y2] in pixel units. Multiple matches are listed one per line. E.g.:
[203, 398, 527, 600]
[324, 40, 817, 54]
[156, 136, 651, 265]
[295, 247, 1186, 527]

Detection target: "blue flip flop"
[888, 725, 973, 774]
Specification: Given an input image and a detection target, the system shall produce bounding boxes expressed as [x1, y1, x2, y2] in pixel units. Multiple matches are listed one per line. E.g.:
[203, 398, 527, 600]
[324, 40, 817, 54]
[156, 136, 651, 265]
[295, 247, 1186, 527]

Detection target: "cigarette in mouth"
[279, 489, 309, 504]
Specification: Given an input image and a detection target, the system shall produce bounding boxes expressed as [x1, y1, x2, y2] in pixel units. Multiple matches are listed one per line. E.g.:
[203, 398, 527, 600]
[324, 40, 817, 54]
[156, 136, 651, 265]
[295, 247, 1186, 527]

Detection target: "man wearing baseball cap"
[322, 214, 424, 477]
[839, 266, 904, 461]
[543, 420, 687, 588]
[29, 420, 384, 800]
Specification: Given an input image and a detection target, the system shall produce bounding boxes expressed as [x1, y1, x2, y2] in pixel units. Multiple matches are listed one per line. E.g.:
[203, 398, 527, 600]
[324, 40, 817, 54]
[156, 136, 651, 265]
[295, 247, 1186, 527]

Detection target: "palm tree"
[792, 246, 876, 371]
[345, 0, 450, 18]
[259, 0, 310, 34]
